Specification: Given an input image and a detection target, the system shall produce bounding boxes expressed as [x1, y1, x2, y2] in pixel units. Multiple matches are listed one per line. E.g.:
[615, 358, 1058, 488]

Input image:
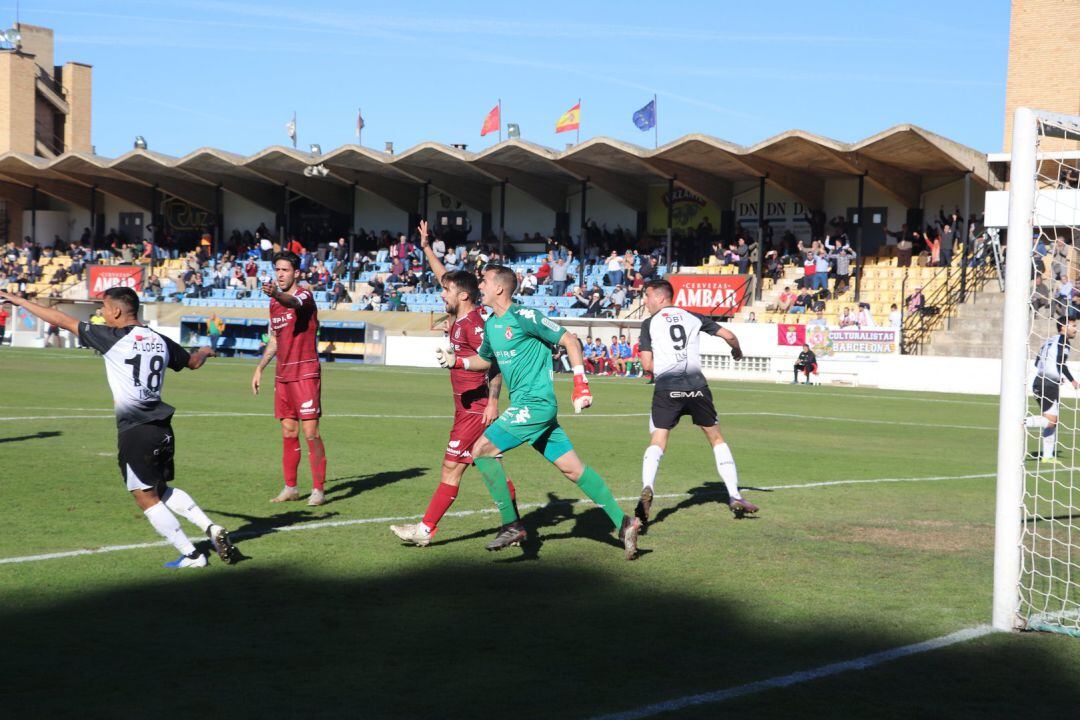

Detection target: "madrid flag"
[555, 101, 581, 134]
[480, 104, 500, 137]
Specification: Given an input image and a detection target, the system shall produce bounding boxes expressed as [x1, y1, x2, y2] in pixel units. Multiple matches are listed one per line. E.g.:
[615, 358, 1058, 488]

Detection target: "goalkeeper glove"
[572, 374, 593, 414]
[435, 347, 458, 369]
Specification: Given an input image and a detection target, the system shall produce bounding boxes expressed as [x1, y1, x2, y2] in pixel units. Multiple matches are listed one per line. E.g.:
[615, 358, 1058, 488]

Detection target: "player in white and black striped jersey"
[635, 279, 759, 524]
[1025, 316, 1079, 461]
[0, 287, 239, 568]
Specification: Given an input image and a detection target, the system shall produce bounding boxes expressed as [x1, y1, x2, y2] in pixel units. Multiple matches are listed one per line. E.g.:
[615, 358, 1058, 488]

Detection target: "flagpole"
[576, 97, 580, 146]
[653, 93, 658, 149]
[358, 107, 362, 147]
[498, 98, 503, 143]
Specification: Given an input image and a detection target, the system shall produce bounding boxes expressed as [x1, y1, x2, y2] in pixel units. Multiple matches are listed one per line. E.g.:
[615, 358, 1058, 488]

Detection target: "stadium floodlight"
[995, 106, 1080, 635]
[0, 27, 21, 47]
[309, 143, 321, 155]
[507, 123, 521, 139]
[133, 136, 148, 150]
[384, 141, 394, 154]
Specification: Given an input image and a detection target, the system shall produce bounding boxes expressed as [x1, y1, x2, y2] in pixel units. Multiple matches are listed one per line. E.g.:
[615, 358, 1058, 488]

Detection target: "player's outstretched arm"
[0, 290, 79, 333]
[418, 220, 448, 285]
[262, 281, 302, 309]
[252, 335, 277, 395]
[716, 327, 744, 360]
[188, 346, 214, 370]
[435, 345, 492, 372]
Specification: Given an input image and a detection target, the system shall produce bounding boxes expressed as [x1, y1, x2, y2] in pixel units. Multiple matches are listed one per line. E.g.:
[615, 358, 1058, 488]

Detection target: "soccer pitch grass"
[2, 347, 1079, 718]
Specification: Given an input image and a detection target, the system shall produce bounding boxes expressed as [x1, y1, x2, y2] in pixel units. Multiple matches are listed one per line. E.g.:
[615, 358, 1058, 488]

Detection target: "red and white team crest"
[505, 327, 514, 340]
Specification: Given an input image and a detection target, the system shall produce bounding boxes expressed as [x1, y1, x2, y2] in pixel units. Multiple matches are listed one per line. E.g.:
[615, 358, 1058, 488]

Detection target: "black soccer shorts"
[650, 386, 718, 431]
[1034, 377, 1061, 415]
[117, 420, 175, 493]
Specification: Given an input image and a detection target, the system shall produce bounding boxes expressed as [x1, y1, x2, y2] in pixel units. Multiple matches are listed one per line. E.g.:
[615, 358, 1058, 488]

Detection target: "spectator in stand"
[607, 284, 627, 315]
[584, 289, 605, 318]
[1032, 276, 1051, 316]
[552, 343, 571, 373]
[287, 236, 304, 256]
[792, 288, 812, 314]
[1050, 236, 1070, 282]
[924, 231, 941, 267]
[770, 286, 797, 314]
[146, 274, 163, 299]
[793, 344, 817, 384]
[888, 303, 902, 328]
[884, 224, 915, 267]
[0, 301, 8, 346]
[536, 256, 552, 286]
[605, 250, 626, 286]
[808, 310, 827, 327]
[800, 252, 816, 290]
[764, 250, 783, 281]
[856, 303, 875, 327]
[639, 255, 657, 280]
[813, 249, 830, 292]
[520, 269, 538, 296]
[746, 312, 757, 323]
[244, 258, 259, 292]
[906, 286, 925, 314]
[735, 238, 750, 274]
[839, 307, 856, 327]
[550, 257, 569, 297]
[831, 242, 855, 295]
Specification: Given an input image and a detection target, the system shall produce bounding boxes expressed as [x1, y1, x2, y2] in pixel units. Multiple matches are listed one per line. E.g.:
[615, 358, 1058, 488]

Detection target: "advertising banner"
[87, 265, 145, 298]
[805, 326, 899, 356]
[668, 274, 750, 316]
[777, 323, 807, 346]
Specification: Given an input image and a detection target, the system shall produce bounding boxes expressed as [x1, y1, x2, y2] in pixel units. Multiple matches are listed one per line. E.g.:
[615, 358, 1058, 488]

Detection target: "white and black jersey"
[78, 323, 191, 432]
[1035, 334, 1074, 384]
[639, 307, 720, 391]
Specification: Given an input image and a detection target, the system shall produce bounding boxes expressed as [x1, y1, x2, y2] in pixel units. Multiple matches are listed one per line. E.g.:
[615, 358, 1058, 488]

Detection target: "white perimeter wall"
[567, 186, 637, 239]
[102, 195, 151, 239]
[500, 184, 556, 240]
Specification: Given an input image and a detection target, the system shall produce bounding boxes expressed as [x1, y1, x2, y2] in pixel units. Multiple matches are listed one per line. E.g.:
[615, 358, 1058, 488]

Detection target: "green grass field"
[2, 347, 1079, 718]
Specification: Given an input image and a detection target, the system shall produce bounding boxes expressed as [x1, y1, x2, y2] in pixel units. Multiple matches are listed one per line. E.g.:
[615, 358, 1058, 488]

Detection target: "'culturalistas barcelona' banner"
[806, 326, 899, 355]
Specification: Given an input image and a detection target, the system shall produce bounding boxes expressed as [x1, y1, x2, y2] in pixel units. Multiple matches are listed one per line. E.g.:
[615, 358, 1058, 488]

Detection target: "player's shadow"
[427, 492, 626, 560]
[205, 507, 339, 547]
[647, 481, 767, 531]
[326, 466, 427, 502]
[0, 430, 61, 444]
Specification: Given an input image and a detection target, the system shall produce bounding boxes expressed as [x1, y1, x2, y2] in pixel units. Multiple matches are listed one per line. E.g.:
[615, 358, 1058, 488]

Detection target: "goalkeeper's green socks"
[475, 457, 520, 525]
[576, 466, 626, 529]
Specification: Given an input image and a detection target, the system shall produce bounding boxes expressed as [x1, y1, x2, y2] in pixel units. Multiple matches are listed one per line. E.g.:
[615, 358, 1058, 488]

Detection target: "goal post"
[994, 107, 1080, 633]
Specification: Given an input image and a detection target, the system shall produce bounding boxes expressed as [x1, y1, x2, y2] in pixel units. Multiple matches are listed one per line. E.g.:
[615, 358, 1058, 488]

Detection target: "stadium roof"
[0, 125, 997, 216]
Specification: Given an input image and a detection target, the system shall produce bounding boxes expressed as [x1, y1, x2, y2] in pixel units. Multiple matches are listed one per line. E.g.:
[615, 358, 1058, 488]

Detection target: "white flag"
[285, 116, 296, 142]
[356, 109, 365, 137]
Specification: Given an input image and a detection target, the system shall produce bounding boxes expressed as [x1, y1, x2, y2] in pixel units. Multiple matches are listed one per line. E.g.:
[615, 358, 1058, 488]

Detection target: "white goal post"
[994, 107, 1080, 633]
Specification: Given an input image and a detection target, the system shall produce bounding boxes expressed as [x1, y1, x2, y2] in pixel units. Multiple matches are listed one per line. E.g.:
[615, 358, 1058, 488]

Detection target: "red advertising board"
[87, 265, 145, 298]
[668, 274, 750, 316]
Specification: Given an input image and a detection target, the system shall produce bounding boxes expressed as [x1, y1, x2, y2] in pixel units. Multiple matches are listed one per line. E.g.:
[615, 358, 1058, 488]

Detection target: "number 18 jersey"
[639, 306, 719, 391]
[78, 323, 191, 432]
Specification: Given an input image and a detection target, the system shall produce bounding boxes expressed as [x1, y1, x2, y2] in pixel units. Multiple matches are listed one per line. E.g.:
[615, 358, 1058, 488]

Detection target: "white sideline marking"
[0, 409, 994, 432]
[587, 625, 996, 720]
[0, 471, 994, 566]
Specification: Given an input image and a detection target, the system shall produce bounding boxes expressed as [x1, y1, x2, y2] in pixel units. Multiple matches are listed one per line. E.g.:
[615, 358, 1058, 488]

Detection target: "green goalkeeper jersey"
[478, 304, 566, 409]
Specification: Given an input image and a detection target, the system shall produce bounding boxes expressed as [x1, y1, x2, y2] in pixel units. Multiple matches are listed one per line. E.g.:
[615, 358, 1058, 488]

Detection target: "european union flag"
[633, 99, 656, 131]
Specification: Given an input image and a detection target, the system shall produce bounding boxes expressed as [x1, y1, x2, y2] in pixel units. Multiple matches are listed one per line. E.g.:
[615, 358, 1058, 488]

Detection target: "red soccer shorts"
[444, 406, 487, 465]
[274, 377, 322, 420]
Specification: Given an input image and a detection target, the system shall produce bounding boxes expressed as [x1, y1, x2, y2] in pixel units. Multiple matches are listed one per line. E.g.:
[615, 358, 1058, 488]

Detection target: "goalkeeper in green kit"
[436, 265, 642, 560]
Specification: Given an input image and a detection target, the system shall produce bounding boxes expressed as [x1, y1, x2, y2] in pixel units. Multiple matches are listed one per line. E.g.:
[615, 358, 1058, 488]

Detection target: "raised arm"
[188, 346, 214, 370]
[714, 326, 744, 360]
[418, 220, 448, 285]
[0, 290, 79, 333]
[251, 334, 277, 395]
[261, 282, 302, 309]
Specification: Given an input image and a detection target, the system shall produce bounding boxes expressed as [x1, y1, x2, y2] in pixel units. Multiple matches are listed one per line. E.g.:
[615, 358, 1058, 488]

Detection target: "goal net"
[996, 108, 1080, 634]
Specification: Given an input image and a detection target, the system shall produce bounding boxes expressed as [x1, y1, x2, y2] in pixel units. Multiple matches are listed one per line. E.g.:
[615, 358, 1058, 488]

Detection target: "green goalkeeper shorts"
[483, 402, 574, 463]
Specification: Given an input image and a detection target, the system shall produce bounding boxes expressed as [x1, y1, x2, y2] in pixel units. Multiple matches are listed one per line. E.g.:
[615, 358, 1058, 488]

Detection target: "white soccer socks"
[1025, 415, 1051, 429]
[1042, 426, 1058, 460]
[713, 443, 743, 501]
[161, 487, 214, 533]
[144, 502, 197, 556]
[642, 444, 664, 490]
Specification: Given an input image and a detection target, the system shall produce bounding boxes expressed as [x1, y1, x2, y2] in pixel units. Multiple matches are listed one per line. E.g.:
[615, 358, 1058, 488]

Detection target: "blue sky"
[5, 0, 1011, 157]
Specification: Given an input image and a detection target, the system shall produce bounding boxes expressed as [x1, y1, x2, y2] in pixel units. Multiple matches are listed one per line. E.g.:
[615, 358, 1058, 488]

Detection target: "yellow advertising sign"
[647, 186, 722, 236]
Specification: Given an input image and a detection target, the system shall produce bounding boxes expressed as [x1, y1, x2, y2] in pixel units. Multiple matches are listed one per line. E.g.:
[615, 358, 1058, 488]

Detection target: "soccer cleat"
[270, 486, 301, 503]
[485, 521, 527, 551]
[164, 552, 208, 569]
[728, 497, 759, 519]
[206, 524, 239, 565]
[619, 516, 641, 561]
[635, 486, 654, 527]
[307, 489, 326, 506]
[390, 522, 433, 547]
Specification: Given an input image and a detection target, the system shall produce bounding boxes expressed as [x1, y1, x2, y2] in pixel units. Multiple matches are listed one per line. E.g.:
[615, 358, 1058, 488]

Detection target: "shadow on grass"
[3, 562, 1078, 719]
[0, 430, 61, 444]
[327, 466, 427, 501]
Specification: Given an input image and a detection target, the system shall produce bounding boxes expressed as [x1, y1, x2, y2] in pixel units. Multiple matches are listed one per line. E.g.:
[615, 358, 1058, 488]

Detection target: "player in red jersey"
[390, 221, 515, 546]
[251, 250, 329, 506]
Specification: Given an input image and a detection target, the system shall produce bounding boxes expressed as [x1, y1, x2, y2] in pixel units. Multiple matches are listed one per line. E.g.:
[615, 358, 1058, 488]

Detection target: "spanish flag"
[555, 101, 580, 134]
